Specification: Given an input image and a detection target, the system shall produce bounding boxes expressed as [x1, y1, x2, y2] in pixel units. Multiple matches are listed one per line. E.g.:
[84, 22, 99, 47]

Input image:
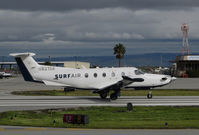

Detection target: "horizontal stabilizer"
[43, 80, 70, 86]
[9, 52, 35, 57]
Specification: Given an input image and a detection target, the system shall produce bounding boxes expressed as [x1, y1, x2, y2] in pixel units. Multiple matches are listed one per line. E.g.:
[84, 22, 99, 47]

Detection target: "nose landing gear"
[147, 91, 152, 99]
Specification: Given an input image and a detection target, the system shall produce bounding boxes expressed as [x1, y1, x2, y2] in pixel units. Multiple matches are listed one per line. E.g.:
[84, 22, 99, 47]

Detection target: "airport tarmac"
[0, 126, 199, 135]
[0, 76, 61, 95]
[1, 76, 199, 134]
[1, 76, 199, 112]
[1, 76, 199, 96]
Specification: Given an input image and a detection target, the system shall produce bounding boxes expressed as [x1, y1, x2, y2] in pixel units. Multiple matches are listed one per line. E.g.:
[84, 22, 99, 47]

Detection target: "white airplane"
[10, 52, 176, 100]
[0, 72, 12, 79]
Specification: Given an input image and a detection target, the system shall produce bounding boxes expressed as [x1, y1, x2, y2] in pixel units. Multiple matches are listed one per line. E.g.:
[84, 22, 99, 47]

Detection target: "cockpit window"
[111, 72, 115, 77]
[121, 72, 125, 76]
[135, 70, 145, 75]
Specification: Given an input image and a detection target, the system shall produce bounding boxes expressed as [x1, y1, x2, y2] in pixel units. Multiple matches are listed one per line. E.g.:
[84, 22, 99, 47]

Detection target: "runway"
[2, 76, 199, 96]
[1, 77, 199, 134]
[1, 126, 199, 135]
[1, 96, 199, 112]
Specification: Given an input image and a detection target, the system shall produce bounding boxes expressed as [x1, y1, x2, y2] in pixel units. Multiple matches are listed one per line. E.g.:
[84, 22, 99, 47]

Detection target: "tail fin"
[10, 52, 40, 82]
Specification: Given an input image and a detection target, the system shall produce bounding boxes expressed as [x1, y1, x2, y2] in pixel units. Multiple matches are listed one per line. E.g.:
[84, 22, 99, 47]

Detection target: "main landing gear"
[110, 93, 118, 100]
[99, 92, 108, 99]
[98, 90, 120, 100]
[110, 90, 120, 100]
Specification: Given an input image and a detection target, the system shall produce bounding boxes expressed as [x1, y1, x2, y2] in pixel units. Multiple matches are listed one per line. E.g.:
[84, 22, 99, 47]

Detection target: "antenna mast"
[181, 23, 190, 55]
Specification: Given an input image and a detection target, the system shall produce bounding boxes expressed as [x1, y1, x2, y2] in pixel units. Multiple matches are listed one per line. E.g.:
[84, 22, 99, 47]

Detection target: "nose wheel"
[147, 91, 152, 99]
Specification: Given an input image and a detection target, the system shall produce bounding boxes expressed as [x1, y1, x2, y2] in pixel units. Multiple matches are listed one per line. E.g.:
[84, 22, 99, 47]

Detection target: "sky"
[1, 0, 199, 58]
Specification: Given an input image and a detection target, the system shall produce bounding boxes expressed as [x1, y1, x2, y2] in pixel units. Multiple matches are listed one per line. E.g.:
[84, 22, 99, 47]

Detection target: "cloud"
[0, 1, 199, 57]
[0, 8, 199, 43]
[0, 0, 199, 11]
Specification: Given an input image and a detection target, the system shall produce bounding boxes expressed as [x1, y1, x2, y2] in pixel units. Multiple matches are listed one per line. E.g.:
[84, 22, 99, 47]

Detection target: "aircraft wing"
[121, 76, 144, 86]
[95, 76, 144, 92]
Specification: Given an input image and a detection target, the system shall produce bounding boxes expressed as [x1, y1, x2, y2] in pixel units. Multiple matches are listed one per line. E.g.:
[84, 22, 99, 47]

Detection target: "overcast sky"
[1, 0, 199, 57]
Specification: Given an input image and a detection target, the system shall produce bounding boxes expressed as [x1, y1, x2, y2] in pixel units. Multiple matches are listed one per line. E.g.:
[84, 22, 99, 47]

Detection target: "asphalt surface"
[1, 76, 199, 96]
[1, 76, 199, 112]
[0, 75, 61, 95]
[1, 96, 199, 112]
[1, 76, 199, 135]
[0, 126, 199, 135]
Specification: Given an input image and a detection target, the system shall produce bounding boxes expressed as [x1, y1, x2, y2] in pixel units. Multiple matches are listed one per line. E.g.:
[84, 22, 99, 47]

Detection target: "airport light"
[127, 103, 133, 111]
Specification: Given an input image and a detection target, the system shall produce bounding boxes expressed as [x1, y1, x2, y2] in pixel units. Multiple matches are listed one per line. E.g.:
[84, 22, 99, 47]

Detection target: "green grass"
[1, 106, 199, 129]
[11, 89, 199, 96]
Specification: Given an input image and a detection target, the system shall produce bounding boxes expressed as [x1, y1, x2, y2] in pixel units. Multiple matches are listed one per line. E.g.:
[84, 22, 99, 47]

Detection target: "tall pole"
[48, 56, 51, 62]
[181, 23, 190, 55]
[1, 56, 5, 69]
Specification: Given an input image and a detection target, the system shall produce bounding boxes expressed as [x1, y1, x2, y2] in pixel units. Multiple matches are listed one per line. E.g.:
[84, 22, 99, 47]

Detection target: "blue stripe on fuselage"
[15, 57, 35, 82]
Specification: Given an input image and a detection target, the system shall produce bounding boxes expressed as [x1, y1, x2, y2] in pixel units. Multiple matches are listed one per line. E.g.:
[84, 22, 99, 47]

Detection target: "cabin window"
[102, 73, 106, 77]
[77, 73, 81, 77]
[85, 73, 89, 78]
[121, 72, 125, 76]
[111, 72, 115, 77]
[135, 70, 144, 75]
[94, 73, 97, 78]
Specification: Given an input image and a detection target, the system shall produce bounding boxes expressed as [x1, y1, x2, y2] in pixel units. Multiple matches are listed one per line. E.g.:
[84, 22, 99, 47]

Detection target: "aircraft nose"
[171, 77, 177, 81]
[160, 75, 176, 83]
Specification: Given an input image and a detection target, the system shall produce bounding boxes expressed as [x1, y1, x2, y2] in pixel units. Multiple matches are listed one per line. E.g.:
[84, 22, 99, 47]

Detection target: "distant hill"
[36, 53, 180, 67]
[1, 53, 188, 67]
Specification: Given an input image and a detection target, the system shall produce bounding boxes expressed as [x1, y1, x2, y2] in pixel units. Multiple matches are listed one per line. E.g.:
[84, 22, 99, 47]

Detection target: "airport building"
[171, 24, 199, 77]
[0, 61, 90, 70]
[172, 55, 199, 77]
[63, 61, 90, 69]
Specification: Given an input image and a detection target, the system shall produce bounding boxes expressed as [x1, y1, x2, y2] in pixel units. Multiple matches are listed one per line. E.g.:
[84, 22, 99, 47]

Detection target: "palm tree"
[114, 43, 126, 67]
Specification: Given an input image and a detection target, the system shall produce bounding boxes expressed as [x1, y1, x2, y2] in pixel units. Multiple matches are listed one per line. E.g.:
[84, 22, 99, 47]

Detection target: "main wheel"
[110, 93, 118, 100]
[147, 93, 152, 99]
[100, 92, 108, 99]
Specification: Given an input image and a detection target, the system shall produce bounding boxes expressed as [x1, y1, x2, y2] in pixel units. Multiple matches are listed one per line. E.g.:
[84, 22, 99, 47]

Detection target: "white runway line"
[1, 96, 199, 110]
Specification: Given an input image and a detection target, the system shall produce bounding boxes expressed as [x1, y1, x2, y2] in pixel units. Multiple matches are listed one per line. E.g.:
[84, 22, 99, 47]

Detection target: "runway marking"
[0, 103, 199, 107]
[0, 127, 92, 131]
[1, 96, 199, 112]
[25, 127, 46, 131]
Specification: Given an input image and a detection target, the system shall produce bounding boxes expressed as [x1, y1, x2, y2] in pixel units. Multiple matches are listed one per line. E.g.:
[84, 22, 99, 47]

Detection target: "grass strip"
[0, 106, 199, 129]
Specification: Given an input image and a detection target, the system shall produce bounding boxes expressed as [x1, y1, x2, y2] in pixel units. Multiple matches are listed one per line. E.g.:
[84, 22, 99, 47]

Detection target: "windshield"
[135, 69, 145, 75]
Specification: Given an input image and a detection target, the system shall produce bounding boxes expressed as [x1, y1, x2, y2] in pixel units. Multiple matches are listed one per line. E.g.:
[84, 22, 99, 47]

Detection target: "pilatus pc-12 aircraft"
[10, 52, 176, 100]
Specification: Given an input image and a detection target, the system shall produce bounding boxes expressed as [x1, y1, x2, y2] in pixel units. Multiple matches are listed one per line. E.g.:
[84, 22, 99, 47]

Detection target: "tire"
[100, 92, 108, 99]
[110, 93, 118, 100]
[147, 94, 152, 99]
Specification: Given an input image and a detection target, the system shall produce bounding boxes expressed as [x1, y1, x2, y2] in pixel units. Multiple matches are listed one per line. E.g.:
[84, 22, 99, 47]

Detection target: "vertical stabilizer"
[10, 52, 40, 82]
